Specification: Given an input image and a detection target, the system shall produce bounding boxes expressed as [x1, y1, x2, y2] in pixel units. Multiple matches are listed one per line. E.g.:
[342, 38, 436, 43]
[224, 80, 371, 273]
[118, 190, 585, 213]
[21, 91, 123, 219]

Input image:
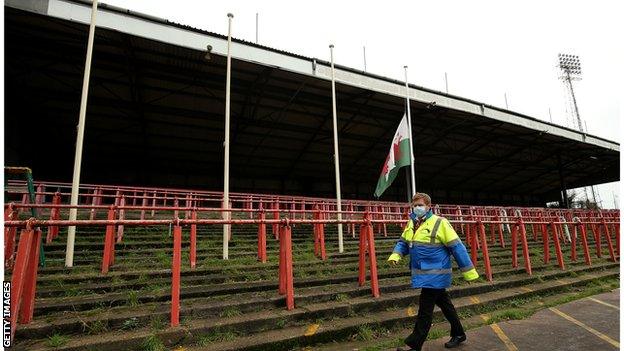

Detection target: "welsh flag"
[374, 114, 412, 198]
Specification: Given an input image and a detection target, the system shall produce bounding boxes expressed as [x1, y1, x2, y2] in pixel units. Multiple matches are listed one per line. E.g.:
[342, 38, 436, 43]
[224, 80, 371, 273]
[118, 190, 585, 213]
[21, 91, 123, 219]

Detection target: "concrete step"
[14, 263, 618, 351]
[33, 245, 585, 298]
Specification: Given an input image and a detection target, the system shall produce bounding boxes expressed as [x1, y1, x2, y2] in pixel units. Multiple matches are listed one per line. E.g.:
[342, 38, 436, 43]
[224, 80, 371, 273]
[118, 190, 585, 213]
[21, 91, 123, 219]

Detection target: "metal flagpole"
[403, 66, 416, 197]
[329, 44, 344, 253]
[363, 46, 367, 72]
[65, 0, 98, 268]
[223, 13, 234, 260]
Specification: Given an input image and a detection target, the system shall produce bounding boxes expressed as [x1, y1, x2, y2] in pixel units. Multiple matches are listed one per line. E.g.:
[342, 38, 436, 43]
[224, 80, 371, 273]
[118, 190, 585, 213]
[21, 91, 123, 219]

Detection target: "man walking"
[388, 193, 479, 350]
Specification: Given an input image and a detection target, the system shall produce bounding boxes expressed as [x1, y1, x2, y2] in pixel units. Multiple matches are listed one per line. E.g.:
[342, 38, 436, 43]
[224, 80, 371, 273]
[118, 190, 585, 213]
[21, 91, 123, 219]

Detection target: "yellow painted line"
[549, 307, 620, 348]
[587, 297, 619, 310]
[479, 313, 518, 351]
[304, 323, 320, 336]
[470, 296, 480, 304]
[407, 306, 416, 317]
[519, 287, 533, 293]
[489, 323, 519, 351]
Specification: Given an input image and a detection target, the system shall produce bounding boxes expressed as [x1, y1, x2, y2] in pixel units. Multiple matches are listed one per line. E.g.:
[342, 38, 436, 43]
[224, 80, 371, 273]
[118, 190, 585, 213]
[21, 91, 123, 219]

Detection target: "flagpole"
[65, 0, 98, 268]
[404, 66, 416, 197]
[329, 44, 344, 254]
[223, 13, 234, 260]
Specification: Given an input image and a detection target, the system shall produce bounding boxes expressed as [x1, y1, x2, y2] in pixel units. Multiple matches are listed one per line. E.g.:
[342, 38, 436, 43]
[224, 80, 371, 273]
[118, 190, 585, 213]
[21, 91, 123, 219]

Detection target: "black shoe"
[396, 347, 418, 351]
[444, 334, 466, 348]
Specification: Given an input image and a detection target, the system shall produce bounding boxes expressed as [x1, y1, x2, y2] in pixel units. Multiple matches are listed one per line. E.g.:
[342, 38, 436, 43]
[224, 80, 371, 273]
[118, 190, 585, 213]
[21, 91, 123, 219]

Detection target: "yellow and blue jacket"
[388, 210, 479, 289]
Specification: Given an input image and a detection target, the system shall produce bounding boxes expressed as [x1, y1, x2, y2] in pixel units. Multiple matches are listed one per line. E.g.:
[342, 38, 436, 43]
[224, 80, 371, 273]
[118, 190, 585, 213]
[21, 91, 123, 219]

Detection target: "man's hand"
[388, 252, 402, 265]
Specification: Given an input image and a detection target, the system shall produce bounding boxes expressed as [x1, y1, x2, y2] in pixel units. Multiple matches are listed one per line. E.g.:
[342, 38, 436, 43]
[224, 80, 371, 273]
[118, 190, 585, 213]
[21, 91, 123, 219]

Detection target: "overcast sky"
[102, 0, 622, 208]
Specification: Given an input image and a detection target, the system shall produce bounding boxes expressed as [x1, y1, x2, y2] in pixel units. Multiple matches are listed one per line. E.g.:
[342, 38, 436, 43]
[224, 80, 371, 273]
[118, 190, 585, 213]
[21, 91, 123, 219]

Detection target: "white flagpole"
[403, 66, 416, 197]
[65, 0, 98, 268]
[329, 44, 344, 253]
[223, 13, 234, 260]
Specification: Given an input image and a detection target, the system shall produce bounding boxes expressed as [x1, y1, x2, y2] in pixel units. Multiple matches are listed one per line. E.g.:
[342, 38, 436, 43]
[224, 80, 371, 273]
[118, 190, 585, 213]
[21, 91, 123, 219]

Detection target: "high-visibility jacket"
[388, 211, 479, 289]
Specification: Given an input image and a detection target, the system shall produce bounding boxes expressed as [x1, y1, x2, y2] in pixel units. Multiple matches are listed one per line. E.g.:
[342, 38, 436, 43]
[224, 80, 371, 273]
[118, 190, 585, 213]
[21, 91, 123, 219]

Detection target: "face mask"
[412, 205, 427, 219]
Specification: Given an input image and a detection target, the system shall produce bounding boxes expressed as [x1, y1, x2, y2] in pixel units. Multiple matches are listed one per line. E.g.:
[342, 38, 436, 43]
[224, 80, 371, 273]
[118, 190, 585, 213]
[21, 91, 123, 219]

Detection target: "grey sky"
[103, 0, 622, 208]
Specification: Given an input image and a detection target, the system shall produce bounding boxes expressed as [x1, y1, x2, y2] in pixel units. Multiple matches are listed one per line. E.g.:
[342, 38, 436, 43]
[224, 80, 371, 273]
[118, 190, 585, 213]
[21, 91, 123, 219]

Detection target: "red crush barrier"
[489, 216, 496, 244]
[349, 202, 355, 238]
[477, 220, 493, 282]
[273, 200, 279, 240]
[151, 191, 156, 218]
[511, 222, 518, 268]
[101, 207, 116, 274]
[576, 220, 592, 266]
[570, 220, 577, 262]
[595, 219, 602, 258]
[46, 192, 61, 244]
[313, 206, 327, 260]
[540, 212, 548, 247]
[600, 218, 617, 262]
[114, 190, 121, 206]
[190, 210, 197, 269]
[542, 219, 550, 264]
[615, 220, 620, 257]
[35, 184, 44, 217]
[589, 212, 599, 250]
[382, 206, 387, 237]
[518, 218, 532, 275]
[89, 188, 98, 220]
[358, 213, 380, 297]
[457, 206, 465, 236]
[468, 220, 478, 265]
[4, 205, 18, 268]
[9, 224, 42, 339]
[549, 222, 565, 270]
[257, 207, 267, 263]
[140, 191, 148, 220]
[173, 198, 179, 220]
[185, 194, 191, 219]
[20, 193, 29, 211]
[358, 222, 366, 287]
[18, 227, 42, 324]
[278, 222, 295, 310]
[290, 199, 295, 223]
[171, 223, 182, 326]
[116, 196, 125, 243]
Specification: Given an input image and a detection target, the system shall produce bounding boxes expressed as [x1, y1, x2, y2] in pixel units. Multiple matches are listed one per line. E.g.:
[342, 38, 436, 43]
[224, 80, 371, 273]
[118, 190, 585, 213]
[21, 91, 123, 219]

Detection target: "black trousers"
[405, 287, 465, 350]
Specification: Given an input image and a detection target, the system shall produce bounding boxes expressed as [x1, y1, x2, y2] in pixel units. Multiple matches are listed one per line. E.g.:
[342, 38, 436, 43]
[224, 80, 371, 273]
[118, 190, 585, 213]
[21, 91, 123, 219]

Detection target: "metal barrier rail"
[4, 205, 619, 334]
[4, 184, 620, 337]
[4, 213, 387, 333]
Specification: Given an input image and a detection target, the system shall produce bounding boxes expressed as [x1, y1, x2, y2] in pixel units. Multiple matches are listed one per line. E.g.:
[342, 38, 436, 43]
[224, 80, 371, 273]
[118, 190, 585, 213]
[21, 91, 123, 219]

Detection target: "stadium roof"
[4, 0, 620, 205]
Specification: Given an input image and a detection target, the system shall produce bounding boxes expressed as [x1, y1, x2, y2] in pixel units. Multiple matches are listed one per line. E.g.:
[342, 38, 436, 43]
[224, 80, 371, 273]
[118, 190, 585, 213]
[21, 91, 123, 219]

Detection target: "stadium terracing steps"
[6, 209, 620, 351]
